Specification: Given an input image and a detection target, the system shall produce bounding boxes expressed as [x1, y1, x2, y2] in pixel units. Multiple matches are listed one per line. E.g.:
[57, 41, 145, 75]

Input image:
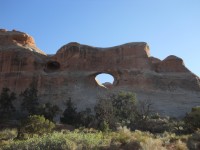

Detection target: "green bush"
[173, 140, 188, 150]
[112, 126, 134, 144]
[1, 128, 191, 150]
[0, 128, 18, 141]
[99, 121, 110, 132]
[130, 99, 156, 132]
[2, 132, 77, 150]
[187, 130, 200, 150]
[135, 118, 171, 133]
[111, 91, 137, 124]
[2, 130, 111, 150]
[77, 108, 95, 128]
[184, 106, 200, 132]
[132, 117, 186, 134]
[17, 115, 55, 139]
[95, 91, 137, 130]
[39, 102, 60, 122]
[64, 130, 110, 149]
[94, 97, 116, 129]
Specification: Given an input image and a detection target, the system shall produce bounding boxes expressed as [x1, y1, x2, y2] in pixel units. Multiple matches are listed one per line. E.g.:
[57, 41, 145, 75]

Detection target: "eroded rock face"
[0, 29, 200, 118]
[0, 29, 45, 55]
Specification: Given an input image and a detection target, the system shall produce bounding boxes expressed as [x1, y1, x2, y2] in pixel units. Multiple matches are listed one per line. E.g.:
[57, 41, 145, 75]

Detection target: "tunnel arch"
[95, 73, 116, 88]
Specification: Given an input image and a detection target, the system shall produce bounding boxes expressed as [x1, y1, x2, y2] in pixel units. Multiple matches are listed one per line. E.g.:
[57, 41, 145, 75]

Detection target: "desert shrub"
[130, 99, 157, 132]
[111, 127, 170, 150]
[136, 118, 175, 133]
[2, 132, 77, 150]
[132, 118, 171, 133]
[172, 140, 188, 150]
[187, 129, 200, 150]
[111, 129, 189, 150]
[118, 141, 141, 150]
[0, 128, 18, 141]
[109, 127, 174, 150]
[77, 108, 95, 128]
[141, 137, 166, 150]
[132, 112, 186, 134]
[106, 128, 141, 150]
[109, 139, 141, 150]
[99, 121, 110, 132]
[159, 132, 182, 144]
[157, 131, 189, 150]
[168, 119, 186, 134]
[112, 126, 134, 144]
[131, 130, 154, 143]
[184, 106, 200, 132]
[0, 129, 18, 147]
[17, 115, 55, 139]
[136, 99, 154, 120]
[64, 130, 110, 149]
[132, 130, 166, 150]
[39, 102, 60, 122]
[2, 130, 111, 150]
[1, 129, 190, 150]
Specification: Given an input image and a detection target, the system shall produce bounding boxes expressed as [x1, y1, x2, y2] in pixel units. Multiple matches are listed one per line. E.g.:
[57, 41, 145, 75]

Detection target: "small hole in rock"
[46, 61, 60, 70]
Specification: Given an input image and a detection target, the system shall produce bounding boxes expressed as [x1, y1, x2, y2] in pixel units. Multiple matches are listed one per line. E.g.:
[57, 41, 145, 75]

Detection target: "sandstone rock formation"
[0, 29, 200, 118]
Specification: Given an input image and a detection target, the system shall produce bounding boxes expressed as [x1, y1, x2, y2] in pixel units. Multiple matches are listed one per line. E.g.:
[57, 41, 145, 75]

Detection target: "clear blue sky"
[1, 0, 200, 83]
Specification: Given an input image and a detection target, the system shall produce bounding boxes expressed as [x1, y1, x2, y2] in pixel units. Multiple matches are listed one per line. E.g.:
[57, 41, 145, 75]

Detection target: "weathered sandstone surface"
[0, 29, 200, 118]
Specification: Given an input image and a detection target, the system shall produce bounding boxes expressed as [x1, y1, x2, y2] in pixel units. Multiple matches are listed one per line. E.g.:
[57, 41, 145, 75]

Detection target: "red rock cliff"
[0, 29, 200, 118]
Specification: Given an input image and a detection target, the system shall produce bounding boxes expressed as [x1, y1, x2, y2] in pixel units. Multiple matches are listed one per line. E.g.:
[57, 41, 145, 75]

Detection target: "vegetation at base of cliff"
[1, 83, 200, 134]
[1, 127, 193, 150]
[17, 115, 55, 139]
[59, 92, 200, 135]
[0, 83, 60, 122]
[1, 85, 200, 149]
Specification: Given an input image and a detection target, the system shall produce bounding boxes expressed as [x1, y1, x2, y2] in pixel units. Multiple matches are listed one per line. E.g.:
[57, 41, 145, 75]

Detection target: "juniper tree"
[60, 98, 78, 125]
[0, 88, 16, 117]
[21, 82, 40, 115]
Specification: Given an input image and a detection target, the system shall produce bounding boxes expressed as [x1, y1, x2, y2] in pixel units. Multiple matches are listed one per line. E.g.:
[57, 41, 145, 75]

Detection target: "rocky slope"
[0, 29, 200, 118]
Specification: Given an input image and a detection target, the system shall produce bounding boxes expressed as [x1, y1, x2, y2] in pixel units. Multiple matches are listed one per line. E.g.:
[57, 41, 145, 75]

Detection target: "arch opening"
[95, 73, 115, 88]
[46, 61, 60, 71]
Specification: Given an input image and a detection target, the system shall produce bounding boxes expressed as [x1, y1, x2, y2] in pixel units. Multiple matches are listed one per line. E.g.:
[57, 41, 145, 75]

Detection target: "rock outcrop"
[0, 29, 200, 118]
